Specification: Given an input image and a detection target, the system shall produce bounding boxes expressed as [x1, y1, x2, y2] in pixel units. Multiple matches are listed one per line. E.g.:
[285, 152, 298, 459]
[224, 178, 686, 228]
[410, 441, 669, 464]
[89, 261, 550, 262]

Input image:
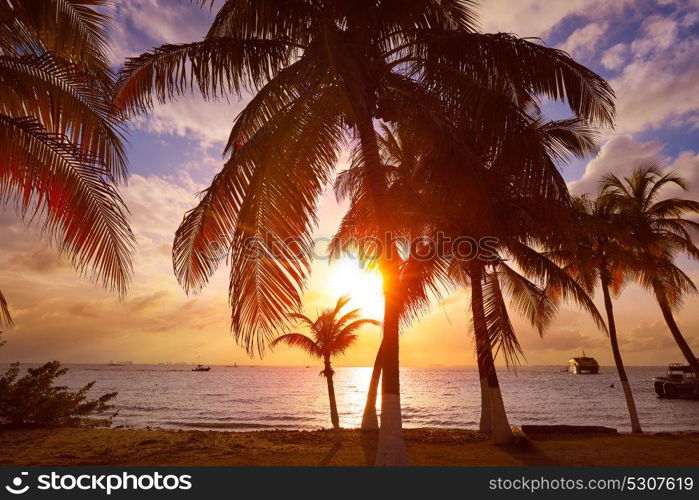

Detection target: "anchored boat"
[567, 352, 599, 374]
[192, 364, 211, 372]
[654, 363, 699, 399]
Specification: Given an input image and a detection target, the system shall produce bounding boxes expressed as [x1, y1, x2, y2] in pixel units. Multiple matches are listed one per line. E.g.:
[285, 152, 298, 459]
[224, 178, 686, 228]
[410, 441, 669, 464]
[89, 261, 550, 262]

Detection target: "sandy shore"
[1, 427, 698, 466]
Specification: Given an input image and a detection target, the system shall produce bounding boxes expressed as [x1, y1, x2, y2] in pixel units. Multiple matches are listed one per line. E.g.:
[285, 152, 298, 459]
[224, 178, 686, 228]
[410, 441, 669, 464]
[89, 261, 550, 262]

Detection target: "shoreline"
[1, 427, 698, 466]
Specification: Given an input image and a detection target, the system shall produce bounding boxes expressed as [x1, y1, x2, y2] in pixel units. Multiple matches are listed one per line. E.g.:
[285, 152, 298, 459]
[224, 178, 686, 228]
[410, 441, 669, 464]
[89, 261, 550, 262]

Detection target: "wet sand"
[0, 427, 697, 466]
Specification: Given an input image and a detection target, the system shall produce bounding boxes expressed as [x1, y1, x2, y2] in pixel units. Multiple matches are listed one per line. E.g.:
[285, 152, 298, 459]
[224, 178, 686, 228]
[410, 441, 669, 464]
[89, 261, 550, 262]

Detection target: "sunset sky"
[1, 0, 698, 367]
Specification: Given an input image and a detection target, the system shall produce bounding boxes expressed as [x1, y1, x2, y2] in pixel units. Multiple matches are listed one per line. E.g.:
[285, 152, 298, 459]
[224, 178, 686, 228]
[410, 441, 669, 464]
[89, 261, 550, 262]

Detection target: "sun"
[326, 257, 384, 320]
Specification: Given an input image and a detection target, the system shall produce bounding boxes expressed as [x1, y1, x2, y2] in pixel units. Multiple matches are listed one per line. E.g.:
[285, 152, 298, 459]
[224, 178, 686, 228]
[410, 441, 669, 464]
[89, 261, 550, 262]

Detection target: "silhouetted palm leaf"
[0, 1, 133, 299]
[0, 52, 128, 180]
[0, 114, 133, 296]
[0, 287, 11, 327]
[1, 0, 113, 78]
[482, 268, 524, 367]
[115, 38, 297, 116]
[270, 332, 321, 358]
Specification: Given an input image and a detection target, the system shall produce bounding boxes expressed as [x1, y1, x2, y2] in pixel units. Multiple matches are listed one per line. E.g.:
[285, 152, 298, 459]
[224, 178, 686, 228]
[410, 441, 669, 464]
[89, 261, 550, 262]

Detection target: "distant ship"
[192, 364, 211, 372]
[653, 362, 699, 399]
[107, 360, 132, 366]
[567, 352, 599, 374]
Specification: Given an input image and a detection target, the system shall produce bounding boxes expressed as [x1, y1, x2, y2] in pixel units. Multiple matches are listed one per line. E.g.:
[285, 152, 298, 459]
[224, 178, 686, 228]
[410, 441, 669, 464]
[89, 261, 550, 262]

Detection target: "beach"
[1, 427, 698, 467]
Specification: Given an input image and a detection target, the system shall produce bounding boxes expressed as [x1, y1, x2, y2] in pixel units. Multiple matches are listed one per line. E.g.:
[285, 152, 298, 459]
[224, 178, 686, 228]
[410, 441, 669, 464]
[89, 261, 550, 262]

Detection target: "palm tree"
[0, 0, 134, 316]
[420, 111, 605, 445]
[554, 195, 642, 432]
[116, 0, 613, 464]
[359, 340, 383, 431]
[332, 119, 603, 444]
[601, 165, 699, 375]
[271, 296, 380, 440]
[330, 121, 456, 434]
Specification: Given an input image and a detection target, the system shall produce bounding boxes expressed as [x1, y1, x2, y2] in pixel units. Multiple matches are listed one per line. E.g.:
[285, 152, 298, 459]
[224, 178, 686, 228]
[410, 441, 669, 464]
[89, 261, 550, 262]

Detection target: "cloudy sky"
[1, 0, 698, 367]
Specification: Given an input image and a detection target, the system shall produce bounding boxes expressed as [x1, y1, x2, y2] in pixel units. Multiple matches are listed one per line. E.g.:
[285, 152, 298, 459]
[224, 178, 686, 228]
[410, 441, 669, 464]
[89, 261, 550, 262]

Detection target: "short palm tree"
[601, 165, 699, 375]
[271, 296, 380, 439]
[554, 195, 642, 432]
[0, 0, 133, 319]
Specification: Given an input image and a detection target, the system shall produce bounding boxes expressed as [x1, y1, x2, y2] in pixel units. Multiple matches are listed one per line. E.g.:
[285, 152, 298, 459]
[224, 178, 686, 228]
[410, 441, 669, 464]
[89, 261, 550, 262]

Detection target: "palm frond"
[115, 38, 296, 116]
[507, 239, 607, 333]
[328, 332, 359, 356]
[287, 312, 315, 329]
[412, 31, 615, 126]
[497, 262, 558, 336]
[0, 114, 134, 296]
[481, 267, 525, 367]
[337, 318, 381, 338]
[204, 0, 316, 44]
[226, 84, 345, 356]
[334, 307, 362, 330]
[0, 52, 128, 181]
[537, 118, 599, 164]
[330, 295, 352, 318]
[0, 287, 12, 327]
[270, 332, 322, 358]
[2, 0, 113, 77]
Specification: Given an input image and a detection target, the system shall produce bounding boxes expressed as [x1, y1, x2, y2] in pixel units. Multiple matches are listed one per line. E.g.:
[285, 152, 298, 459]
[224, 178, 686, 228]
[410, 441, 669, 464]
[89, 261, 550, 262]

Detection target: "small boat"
[654, 363, 699, 399]
[107, 360, 132, 366]
[192, 364, 211, 372]
[567, 352, 599, 374]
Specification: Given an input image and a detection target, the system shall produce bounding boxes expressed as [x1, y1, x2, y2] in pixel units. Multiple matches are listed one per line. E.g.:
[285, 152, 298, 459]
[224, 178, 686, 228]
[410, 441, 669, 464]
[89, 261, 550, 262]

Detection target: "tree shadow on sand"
[318, 443, 342, 466]
[496, 442, 562, 466]
[359, 431, 379, 466]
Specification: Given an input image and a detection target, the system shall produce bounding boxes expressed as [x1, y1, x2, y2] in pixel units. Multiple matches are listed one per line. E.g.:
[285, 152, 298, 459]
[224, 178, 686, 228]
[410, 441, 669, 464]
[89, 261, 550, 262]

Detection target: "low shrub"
[0, 361, 117, 426]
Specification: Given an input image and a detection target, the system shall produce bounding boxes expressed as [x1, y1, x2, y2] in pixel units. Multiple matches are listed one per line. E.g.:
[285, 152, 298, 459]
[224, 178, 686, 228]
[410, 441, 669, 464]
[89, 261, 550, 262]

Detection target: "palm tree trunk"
[375, 286, 407, 465]
[361, 340, 383, 431]
[601, 279, 642, 433]
[654, 285, 699, 376]
[324, 358, 341, 443]
[354, 111, 407, 465]
[477, 346, 492, 435]
[471, 265, 513, 444]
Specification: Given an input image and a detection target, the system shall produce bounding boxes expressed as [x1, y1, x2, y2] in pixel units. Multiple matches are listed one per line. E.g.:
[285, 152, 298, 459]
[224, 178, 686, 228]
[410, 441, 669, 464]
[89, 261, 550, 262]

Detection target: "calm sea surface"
[8, 365, 699, 432]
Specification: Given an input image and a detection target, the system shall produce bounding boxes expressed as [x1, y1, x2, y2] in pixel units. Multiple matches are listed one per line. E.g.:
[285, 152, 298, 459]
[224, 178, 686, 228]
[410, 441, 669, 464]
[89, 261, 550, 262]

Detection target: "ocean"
[9, 364, 699, 432]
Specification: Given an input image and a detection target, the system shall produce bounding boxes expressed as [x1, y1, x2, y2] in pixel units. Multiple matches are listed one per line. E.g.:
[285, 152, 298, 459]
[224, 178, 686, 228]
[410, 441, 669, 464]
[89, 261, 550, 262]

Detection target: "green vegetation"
[0, 361, 117, 427]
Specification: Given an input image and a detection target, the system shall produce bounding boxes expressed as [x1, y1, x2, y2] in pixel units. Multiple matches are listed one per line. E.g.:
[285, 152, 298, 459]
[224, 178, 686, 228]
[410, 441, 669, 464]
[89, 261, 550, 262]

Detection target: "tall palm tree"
[116, 0, 613, 464]
[410, 109, 605, 444]
[330, 121, 455, 433]
[271, 296, 380, 440]
[0, 0, 133, 317]
[333, 119, 603, 444]
[554, 195, 642, 432]
[601, 165, 699, 375]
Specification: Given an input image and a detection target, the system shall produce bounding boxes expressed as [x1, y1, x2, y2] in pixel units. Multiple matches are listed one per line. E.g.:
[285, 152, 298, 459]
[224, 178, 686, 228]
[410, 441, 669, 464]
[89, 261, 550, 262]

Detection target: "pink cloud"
[559, 21, 609, 60]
